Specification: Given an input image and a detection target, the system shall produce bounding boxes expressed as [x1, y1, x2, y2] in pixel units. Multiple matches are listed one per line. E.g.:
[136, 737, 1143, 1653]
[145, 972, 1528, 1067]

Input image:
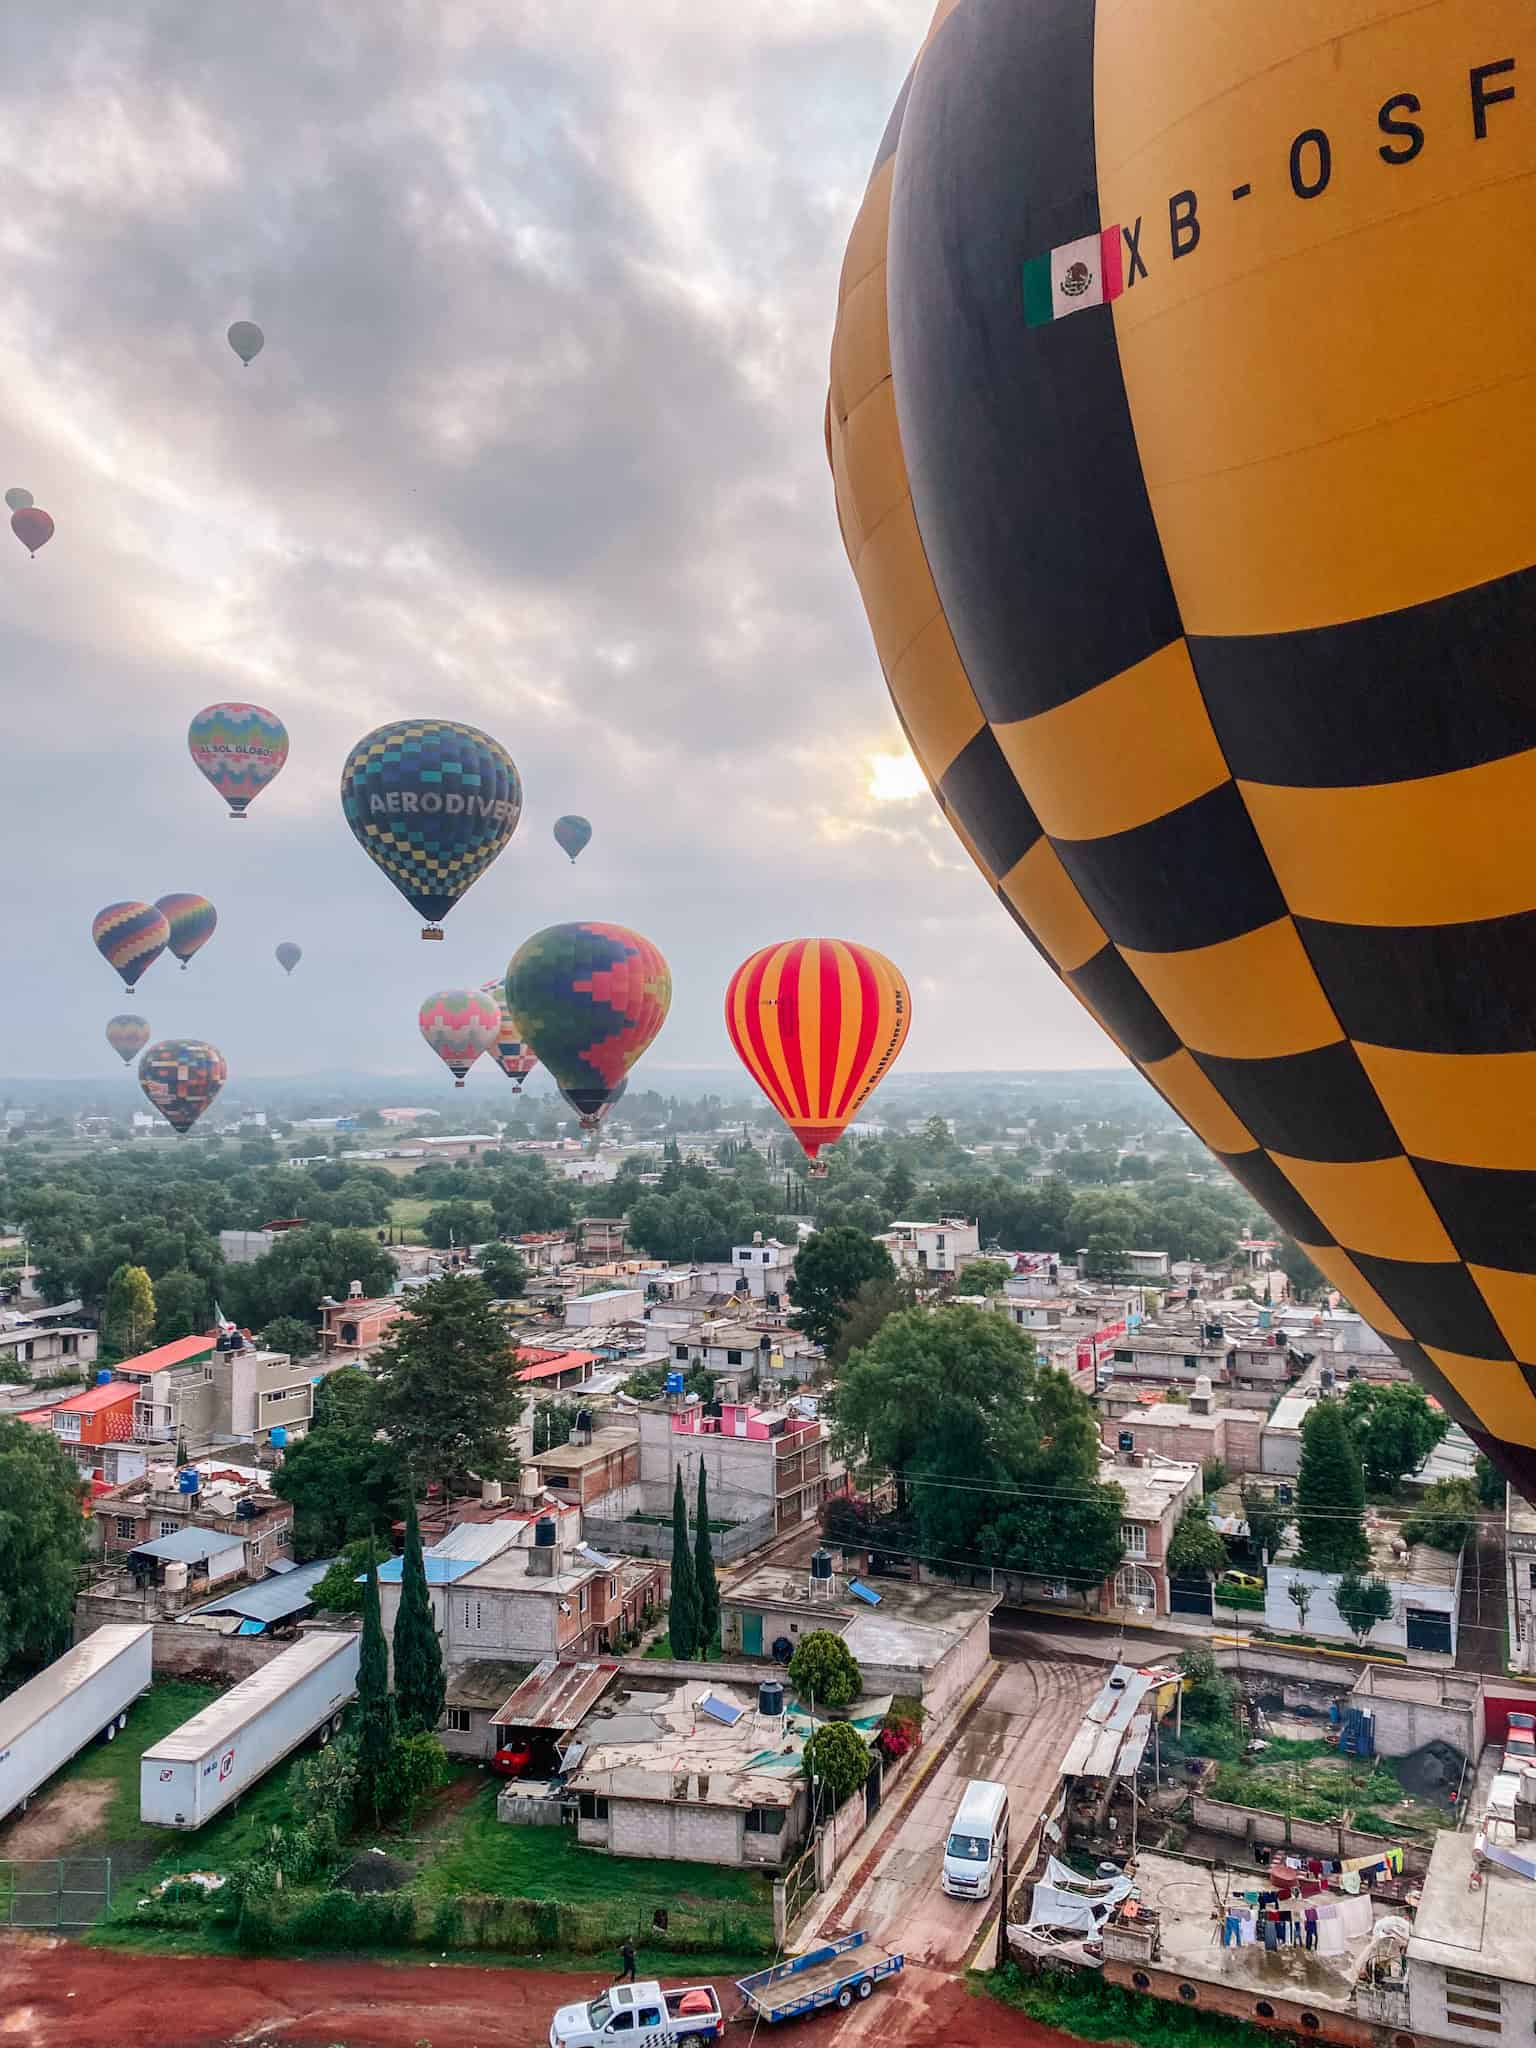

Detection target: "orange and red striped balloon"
[725, 939, 911, 1170]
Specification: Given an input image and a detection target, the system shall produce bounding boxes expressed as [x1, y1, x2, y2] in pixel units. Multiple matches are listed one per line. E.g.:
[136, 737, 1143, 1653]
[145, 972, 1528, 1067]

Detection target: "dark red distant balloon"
[11, 507, 53, 556]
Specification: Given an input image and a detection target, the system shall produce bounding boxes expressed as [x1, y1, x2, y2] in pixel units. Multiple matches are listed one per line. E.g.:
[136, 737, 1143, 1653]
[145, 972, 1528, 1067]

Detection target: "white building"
[877, 1217, 980, 1279]
[725, 1234, 797, 1302]
[1408, 1834, 1536, 2044]
[1263, 1539, 1461, 1657]
[565, 1288, 645, 1329]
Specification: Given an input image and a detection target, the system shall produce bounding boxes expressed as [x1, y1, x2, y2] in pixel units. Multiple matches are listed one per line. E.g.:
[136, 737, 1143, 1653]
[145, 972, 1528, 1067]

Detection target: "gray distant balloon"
[5, 488, 33, 511]
[275, 942, 301, 976]
[227, 320, 264, 366]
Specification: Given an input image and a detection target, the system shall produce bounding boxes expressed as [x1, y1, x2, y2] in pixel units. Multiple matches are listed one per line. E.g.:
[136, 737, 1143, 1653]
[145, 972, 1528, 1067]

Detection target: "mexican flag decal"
[1023, 228, 1123, 327]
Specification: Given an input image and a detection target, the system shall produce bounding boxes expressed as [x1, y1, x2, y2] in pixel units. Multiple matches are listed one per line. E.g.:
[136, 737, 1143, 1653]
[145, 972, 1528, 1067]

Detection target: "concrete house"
[636, 1398, 826, 1537]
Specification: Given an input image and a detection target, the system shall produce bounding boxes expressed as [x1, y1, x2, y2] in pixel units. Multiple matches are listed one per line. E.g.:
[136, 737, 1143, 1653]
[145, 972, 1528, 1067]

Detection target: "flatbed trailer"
[735, 1932, 904, 2023]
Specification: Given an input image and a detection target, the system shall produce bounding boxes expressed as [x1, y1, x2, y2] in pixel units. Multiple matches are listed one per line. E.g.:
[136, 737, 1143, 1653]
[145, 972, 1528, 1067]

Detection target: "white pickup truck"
[548, 1981, 725, 2047]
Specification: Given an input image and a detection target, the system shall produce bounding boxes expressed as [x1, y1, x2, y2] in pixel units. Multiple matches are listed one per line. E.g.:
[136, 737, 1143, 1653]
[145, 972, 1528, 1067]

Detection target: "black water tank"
[759, 1679, 785, 1717]
[809, 1548, 834, 1581]
[534, 1515, 557, 1548]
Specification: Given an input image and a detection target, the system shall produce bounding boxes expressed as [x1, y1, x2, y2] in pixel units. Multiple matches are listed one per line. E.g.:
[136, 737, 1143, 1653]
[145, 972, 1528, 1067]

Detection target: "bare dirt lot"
[0, 1781, 116, 1861]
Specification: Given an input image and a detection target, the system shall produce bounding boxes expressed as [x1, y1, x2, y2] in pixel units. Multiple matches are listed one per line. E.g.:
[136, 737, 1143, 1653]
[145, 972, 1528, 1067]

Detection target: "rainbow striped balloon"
[106, 1015, 150, 1065]
[725, 939, 911, 1171]
[419, 987, 502, 1087]
[154, 893, 218, 968]
[93, 901, 172, 994]
[479, 979, 539, 1090]
[188, 702, 289, 818]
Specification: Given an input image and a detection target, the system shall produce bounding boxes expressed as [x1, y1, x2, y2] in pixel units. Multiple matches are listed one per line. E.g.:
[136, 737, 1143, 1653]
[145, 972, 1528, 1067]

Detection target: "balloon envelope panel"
[553, 814, 592, 861]
[506, 923, 670, 1118]
[829, 0, 1536, 1490]
[139, 1039, 226, 1133]
[340, 719, 522, 925]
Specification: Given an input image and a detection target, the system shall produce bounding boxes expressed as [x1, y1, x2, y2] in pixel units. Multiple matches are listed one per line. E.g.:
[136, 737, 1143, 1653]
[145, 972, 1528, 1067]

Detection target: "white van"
[941, 1778, 1009, 1899]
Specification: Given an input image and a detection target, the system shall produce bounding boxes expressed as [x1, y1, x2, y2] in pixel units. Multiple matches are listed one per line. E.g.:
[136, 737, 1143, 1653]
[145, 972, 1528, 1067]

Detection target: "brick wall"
[1189, 1793, 1429, 1875]
[1102, 1958, 1383, 2045]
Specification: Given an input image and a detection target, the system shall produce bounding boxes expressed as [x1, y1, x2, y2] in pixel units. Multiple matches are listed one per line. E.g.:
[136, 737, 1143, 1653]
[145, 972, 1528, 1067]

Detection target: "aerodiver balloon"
[830, 0, 1536, 1492]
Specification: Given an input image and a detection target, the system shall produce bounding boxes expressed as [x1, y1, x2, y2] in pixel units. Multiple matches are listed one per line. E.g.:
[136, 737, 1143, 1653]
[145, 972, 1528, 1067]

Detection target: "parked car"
[1505, 1713, 1535, 1762]
[1218, 1570, 1263, 1593]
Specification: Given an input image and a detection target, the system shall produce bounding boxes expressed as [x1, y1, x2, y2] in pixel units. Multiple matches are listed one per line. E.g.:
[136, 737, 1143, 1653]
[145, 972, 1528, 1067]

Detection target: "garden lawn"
[44, 1681, 221, 1847]
[414, 1783, 769, 1917]
[1205, 1740, 1448, 1836]
[387, 1196, 435, 1232]
[642, 1636, 724, 1662]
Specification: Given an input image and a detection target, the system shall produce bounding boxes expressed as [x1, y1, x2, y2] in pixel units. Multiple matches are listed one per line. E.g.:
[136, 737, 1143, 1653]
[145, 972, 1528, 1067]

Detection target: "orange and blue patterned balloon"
[553, 815, 592, 863]
[188, 702, 289, 819]
[506, 923, 670, 1127]
[93, 901, 172, 993]
[106, 1015, 150, 1065]
[725, 939, 911, 1171]
[139, 1039, 226, 1133]
[479, 980, 539, 1090]
[154, 893, 218, 969]
[419, 987, 502, 1087]
[340, 719, 522, 936]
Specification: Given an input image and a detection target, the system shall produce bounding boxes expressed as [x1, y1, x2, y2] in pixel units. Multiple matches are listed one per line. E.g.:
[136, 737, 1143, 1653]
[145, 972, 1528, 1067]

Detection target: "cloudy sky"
[0, 0, 1124, 1089]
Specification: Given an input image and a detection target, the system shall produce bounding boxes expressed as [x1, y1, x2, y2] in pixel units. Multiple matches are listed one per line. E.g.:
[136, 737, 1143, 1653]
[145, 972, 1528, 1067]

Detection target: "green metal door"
[742, 1611, 763, 1656]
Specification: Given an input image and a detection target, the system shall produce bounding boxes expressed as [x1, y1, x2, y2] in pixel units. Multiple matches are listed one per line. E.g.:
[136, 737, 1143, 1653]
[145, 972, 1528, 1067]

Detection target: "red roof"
[516, 1345, 596, 1384]
[52, 1380, 139, 1416]
[114, 1333, 217, 1376]
[15, 1407, 52, 1427]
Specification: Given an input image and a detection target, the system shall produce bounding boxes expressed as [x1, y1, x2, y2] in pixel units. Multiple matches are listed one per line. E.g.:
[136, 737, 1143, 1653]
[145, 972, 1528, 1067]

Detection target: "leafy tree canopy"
[1295, 1401, 1369, 1572]
[803, 1720, 872, 1810]
[0, 1419, 85, 1677]
[1399, 1477, 1480, 1554]
[370, 1274, 525, 1498]
[1340, 1380, 1449, 1492]
[788, 1628, 862, 1708]
[789, 1226, 895, 1350]
[1167, 1504, 1229, 1578]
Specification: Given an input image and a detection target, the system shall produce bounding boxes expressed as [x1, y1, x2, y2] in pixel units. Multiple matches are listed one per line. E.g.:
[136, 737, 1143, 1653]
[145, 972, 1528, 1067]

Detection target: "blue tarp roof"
[187, 1556, 335, 1623]
[372, 1555, 481, 1586]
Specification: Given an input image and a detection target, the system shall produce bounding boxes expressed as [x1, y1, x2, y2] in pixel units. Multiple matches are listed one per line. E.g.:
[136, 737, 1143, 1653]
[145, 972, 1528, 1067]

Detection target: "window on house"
[727, 1350, 742, 1365]
[115, 1516, 135, 1540]
[1444, 1971, 1502, 2032]
[578, 1792, 609, 1821]
[1121, 1523, 1147, 1557]
[1183, 1354, 1197, 1369]
[275, 1526, 291, 1548]
[1115, 1349, 1133, 1363]
[745, 1807, 785, 1834]
[738, 1251, 751, 1262]
[63, 1335, 77, 1355]
[462, 1600, 483, 1630]
[674, 1345, 687, 1360]
[609, 1577, 618, 1599]
[445, 1708, 471, 1734]
[159, 1520, 179, 1538]
[578, 1585, 588, 1612]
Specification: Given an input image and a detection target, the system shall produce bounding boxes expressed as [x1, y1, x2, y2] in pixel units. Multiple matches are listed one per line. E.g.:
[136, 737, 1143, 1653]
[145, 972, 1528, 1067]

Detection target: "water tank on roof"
[269, 1426, 288, 1450]
[176, 1468, 201, 1495]
[758, 1679, 785, 1718]
[576, 1408, 593, 1440]
[96, 1368, 113, 1386]
[162, 1560, 189, 1593]
[810, 1548, 834, 1581]
[534, 1515, 558, 1548]
[664, 1369, 685, 1396]
[235, 1497, 259, 1520]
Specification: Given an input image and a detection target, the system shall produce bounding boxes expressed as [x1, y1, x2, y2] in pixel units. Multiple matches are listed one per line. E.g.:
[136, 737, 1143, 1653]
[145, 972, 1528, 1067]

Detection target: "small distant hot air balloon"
[419, 988, 502, 1087]
[93, 901, 172, 994]
[275, 942, 302, 976]
[725, 939, 912, 1176]
[139, 1039, 226, 1134]
[154, 893, 218, 970]
[506, 922, 671, 1129]
[227, 320, 264, 366]
[340, 719, 522, 938]
[479, 979, 539, 1090]
[553, 815, 592, 863]
[106, 1015, 150, 1066]
[11, 507, 53, 557]
[5, 488, 33, 511]
[188, 702, 289, 820]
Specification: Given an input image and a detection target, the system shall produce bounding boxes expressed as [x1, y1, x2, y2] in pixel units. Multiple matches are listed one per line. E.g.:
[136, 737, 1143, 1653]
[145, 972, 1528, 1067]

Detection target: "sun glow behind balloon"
[865, 752, 928, 804]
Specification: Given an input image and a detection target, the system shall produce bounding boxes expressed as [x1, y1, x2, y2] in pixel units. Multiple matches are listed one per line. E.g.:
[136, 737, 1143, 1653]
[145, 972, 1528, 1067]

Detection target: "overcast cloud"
[0, 0, 1124, 1090]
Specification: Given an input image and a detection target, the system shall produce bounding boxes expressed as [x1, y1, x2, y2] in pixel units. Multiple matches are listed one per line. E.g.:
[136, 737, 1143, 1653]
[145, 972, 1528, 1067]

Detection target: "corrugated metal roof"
[114, 1333, 217, 1376]
[140, 1633, 358, 1762]
[492, 1656, 619, 1729]
[130, 1528, 247, 1564]
[374, 1554, 482, 1585]
[374, 1520, 521, 1585]
[185, 1557, 334, 1624]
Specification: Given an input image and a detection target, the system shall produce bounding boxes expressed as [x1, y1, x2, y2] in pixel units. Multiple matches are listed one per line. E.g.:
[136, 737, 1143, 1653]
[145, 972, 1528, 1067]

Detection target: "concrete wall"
[583, 1509, 775, 1564]
[856, 1612, 991, 1721]
[1102, 1958, 1385, 2045]
[444, 1585, 560, 1666]
[1262, 1562, 1459, 1655]
[1409, 1958, 1535, 2047]
[1351, 1668, 1482, 1760]
[72, 1615, 291, 1681]
[1189, 1794, 1429, 1874]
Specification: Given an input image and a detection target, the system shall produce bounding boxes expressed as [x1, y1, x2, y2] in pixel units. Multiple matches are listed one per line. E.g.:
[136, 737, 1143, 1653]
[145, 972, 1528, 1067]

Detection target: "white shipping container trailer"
[0, 1624, 154, 1823]
[139, 1631, 359, 1830]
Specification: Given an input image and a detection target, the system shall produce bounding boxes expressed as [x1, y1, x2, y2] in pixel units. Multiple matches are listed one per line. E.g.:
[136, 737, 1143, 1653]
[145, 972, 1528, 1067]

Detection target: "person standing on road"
[619, 1937, 637, 1982]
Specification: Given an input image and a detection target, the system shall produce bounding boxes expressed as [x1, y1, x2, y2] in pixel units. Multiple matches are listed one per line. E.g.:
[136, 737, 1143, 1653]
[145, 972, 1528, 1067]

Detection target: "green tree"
[1240, 1485, 1287, 1564]
[258, 1315, 317, 1361]
[310, 1538, 373, 1613]
[788, 1628, 862, 1708]
[421, 1199, 494, 1250]
[102, 1262, 156, 1358]
[0, 1420, 85, 1675]
[1276, 1236, 1326, 1303]
[789, 1226, 896, 1350]
[477, 1241, 528, 1299]
[272, 1368, 409, 1560]
[152, 1267, 210, 1343]
[694, 1464, 720, 1653]
[1475, 1453, 1505, 1510]
[223, 1225, 397, 1332]
[1295, 1401, 1369, 1571]
[826, 1274, 915, 1369]
[356, 1549, 398, 1826]
[393, 1499, 446, 1737]
[369, 1274, 525, 1499]
[957, 1257, 1012, 1297]
[1167, 1504, 1229, 1578]
[803, 1720, 872, 1813]
[882, 1160, 917, 1214]
[1400, 1477, 1480, 1554]
[1341, 1381, 1449, 1492]
[921, 1115, 951, 1155]
[1334, 1569, 1394, 1644]
[1286, 1579, 1315, 1632]
[667, 1468, 697, 1660]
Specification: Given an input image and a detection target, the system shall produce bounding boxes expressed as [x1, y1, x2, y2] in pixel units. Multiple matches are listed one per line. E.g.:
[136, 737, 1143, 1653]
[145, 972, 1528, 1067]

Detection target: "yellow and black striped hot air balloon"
[829, 1, 1536, 1490]
[725, 939, 911, 1175]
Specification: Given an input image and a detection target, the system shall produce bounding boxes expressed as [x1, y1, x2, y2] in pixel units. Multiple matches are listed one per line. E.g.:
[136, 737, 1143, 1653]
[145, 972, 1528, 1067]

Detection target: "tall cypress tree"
[1296, 1402, 1370, 1572]
[694, 1463, 719, 1655]
[356, 1546, 398, 1823]
[668, 1466, 698, 1660]
[393, 1499, 445, 1737]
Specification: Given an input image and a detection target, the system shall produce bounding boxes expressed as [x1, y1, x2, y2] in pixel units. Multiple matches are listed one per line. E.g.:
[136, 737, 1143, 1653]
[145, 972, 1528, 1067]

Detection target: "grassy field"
[413, 1782, 768, 1915]
[386, 1195, 436, 1231]
[1205, 1736, 1449, 1835]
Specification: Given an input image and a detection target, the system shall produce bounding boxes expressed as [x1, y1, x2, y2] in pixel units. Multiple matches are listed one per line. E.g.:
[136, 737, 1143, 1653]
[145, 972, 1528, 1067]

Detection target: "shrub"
[788, 1629, 862, 1708]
